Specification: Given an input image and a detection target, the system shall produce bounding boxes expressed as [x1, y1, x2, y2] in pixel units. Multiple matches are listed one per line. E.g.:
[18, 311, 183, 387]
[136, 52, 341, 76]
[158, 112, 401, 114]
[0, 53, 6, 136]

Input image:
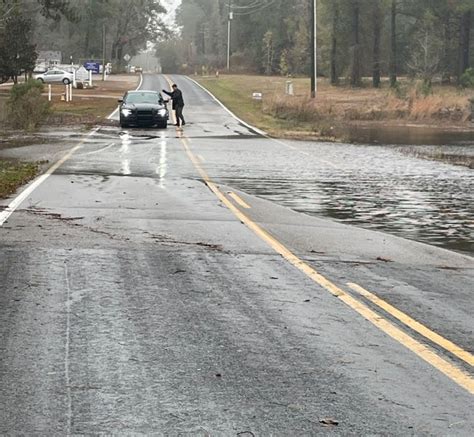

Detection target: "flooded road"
[1, 74, 473, 435]
[211, 141, 473, 255]
[4, 127, 471, 255]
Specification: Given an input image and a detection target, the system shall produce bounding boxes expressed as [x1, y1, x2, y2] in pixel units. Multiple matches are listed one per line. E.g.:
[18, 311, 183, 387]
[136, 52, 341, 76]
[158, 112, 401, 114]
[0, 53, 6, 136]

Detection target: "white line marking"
[187, 76, 267, 136]
[106, 74, 144, 120]
[0, 128, 99, 227]
[64, 263, 73, 436]
[186, 76, 338, 169]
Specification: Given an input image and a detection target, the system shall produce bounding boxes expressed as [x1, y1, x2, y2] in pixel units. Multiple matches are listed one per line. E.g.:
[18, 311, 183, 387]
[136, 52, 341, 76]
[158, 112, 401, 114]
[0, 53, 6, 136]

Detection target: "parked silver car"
[34, 69, 73, 84]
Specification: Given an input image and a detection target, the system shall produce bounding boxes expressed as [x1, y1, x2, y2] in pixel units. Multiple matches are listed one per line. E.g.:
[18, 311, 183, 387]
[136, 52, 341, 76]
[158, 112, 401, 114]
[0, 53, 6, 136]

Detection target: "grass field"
[195, 75, 474, 140]
[0, 160, 39, 199]
[49, 75, 139, 121]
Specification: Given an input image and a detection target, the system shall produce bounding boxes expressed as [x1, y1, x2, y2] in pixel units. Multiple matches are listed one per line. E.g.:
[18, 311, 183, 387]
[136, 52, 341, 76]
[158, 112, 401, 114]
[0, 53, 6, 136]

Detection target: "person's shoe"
[173, 123, 180, 127]
[182, 121, 186, 126]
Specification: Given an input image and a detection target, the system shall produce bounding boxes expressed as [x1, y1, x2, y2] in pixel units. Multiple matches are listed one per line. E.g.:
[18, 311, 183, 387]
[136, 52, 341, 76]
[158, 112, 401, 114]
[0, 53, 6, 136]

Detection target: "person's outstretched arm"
[162, 89, 172, 97]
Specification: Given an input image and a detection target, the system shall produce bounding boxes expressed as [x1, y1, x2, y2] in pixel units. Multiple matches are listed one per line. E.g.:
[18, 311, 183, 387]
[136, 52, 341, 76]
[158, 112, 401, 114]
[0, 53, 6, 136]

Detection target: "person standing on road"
[162, 84, 185, 127]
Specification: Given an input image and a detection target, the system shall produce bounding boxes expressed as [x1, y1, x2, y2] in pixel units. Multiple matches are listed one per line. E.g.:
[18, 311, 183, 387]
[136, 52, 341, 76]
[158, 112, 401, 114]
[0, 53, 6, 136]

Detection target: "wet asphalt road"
[0, 74, 473, 435]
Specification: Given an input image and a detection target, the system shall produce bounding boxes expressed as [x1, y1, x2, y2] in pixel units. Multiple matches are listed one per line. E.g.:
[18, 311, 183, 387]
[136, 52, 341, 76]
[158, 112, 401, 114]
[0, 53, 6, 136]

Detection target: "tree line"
[0, 0, 168, 83]
[161, 0, 473, 87]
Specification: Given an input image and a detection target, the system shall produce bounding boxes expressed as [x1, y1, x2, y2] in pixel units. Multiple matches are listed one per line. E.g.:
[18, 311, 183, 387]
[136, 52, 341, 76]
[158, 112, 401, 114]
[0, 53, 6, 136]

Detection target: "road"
[0, 73, 473, 435]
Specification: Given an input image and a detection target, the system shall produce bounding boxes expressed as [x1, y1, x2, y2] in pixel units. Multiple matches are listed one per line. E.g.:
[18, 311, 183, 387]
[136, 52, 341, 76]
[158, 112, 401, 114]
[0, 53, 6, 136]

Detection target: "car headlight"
[158, 109, 167, 117]
[121, 108, 132, 117]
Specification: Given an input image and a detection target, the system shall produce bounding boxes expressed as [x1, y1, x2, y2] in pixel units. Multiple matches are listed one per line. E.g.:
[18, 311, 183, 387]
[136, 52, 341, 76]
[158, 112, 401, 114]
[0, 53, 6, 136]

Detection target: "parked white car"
[34, 69, 73, 84]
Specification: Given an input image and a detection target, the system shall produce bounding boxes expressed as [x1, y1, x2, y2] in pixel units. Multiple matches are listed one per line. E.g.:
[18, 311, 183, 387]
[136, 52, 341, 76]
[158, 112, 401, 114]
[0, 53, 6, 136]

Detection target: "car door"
[50, 70, 63, 82]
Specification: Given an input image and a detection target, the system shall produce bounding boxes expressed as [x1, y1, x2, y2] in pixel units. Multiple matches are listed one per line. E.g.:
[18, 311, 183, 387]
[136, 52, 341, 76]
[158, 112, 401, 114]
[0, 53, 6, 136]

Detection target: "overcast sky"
[162, 0, 181, 26]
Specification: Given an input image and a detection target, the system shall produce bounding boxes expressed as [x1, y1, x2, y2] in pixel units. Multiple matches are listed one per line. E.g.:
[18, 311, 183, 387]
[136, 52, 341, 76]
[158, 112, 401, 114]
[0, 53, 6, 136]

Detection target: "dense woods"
[0, 0, 473, 88]
[161, 0, 474, 87]
[0, 0, 168, 82]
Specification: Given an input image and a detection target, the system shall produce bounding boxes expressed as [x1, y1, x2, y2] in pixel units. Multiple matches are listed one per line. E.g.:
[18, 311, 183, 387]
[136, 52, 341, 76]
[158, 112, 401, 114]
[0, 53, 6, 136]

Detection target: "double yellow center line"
[163, 75, 473, 395]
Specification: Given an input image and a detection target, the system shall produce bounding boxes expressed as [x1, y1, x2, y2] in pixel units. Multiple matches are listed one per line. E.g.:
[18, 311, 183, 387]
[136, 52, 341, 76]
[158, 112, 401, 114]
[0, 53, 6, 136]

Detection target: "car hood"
[122, 103, 166, 110]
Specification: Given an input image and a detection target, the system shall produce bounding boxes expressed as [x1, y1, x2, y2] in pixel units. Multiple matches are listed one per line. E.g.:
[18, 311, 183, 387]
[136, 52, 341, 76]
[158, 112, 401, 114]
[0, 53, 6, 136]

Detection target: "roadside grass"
[0, 96, 7, 125]
[47, 75, 139, 121]
[52, 98, 117, 119]
[49, 80, 136, 119]
[194, 76, 309, 135]
[195, 75, 474, 139]
[0, 160, 39, 199]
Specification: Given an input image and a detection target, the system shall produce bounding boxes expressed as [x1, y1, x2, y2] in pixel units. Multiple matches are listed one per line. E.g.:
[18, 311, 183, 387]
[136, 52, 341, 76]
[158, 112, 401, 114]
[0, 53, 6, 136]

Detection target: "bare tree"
[263, 31, 274, 75]
[407, 26, 442, 92]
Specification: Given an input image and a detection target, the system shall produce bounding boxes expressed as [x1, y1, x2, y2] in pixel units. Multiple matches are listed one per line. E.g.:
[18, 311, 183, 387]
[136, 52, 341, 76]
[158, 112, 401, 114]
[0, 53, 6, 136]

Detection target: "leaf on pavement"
[376, 256, 393, 263]
[319, 418, 339, 427]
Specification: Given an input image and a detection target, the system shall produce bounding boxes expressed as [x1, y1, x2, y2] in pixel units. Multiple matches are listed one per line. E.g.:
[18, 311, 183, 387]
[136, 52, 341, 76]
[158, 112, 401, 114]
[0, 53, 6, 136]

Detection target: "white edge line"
[188, 76, 339, 169]
[106, 73, 144, 120]
[0, 128, 99, 227]
[186, 76, 267, 137]
[185, 76, 318, 153]
[1, 73, 143, 226]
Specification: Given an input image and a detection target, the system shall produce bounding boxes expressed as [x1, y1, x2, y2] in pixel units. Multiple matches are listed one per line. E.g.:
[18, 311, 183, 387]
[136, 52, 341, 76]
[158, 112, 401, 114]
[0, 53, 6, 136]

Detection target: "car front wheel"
[158, 121, 168, 129]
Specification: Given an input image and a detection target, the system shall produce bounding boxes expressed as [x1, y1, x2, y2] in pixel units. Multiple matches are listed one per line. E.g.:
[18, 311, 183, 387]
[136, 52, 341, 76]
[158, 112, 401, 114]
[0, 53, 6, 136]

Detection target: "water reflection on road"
[216, 141, 473, 255]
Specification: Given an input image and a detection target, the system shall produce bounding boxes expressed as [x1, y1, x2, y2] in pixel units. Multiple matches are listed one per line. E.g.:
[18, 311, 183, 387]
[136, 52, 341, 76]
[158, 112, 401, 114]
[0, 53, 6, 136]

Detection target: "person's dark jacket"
[162, 88, 184, 110]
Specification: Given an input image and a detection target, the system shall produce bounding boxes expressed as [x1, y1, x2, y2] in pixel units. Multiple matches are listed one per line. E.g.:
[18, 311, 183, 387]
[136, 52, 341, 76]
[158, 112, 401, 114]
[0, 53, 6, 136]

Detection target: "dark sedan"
[119, 91, 169, 129]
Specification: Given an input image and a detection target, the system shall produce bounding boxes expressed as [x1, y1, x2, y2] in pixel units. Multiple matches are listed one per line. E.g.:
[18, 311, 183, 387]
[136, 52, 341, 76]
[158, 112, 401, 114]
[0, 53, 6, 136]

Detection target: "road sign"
[124, 54, 131, 62]
[84, 62, 100, 74]
[75, 66, 89, 81]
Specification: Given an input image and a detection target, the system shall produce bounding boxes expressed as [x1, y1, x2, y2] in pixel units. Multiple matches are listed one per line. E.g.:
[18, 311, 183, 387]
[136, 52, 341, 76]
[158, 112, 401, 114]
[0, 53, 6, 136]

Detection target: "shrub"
[7, 80, 50, 130]
[460, 68, 474, 89]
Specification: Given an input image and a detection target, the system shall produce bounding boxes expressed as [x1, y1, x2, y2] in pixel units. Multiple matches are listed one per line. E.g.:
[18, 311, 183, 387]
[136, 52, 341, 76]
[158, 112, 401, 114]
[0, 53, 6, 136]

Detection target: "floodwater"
[216, 140, 474, 256]
[345, 124, 474, 146]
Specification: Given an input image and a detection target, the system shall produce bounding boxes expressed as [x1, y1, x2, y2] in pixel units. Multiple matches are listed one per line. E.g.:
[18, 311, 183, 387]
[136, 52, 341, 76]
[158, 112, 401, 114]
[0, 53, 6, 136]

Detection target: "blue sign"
[84, 62, 100, 74]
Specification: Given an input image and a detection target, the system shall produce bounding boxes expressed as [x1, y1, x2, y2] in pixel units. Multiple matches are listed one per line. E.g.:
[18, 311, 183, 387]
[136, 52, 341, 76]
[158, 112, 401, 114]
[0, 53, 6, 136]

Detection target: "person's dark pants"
[175, 106, 185, 126]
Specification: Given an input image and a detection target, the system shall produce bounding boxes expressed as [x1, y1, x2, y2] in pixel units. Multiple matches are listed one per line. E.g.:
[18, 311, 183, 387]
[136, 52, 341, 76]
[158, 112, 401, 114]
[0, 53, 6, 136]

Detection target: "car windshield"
[125, 92, 162, 104]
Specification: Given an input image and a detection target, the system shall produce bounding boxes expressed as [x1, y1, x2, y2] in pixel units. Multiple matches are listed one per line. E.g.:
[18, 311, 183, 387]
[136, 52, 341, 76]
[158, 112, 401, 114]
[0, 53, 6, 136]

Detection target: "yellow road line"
[163, 74, 474, 394]
[178, 135, 474, 394]
[228, 192, 251, 209]
[347, 283, 474, 367]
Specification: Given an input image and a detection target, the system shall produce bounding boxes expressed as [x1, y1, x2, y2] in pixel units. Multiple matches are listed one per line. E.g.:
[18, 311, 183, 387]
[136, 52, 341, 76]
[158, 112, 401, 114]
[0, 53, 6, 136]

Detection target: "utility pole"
[311, 0, 317, 98]
[102, 23, 106, 81]
[227, 1, 233, 71]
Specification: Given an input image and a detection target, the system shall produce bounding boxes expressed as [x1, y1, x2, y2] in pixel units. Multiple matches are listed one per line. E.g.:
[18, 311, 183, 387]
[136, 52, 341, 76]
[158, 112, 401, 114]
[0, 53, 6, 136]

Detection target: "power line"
[229, 1, 264, 10]
[226, 0, 276, 15]
[226, 0, 277, 70]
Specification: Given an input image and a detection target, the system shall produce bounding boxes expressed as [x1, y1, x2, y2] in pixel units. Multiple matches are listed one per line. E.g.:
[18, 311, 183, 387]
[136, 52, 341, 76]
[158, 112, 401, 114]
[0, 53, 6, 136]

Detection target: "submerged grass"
[0, 160, 40, 199]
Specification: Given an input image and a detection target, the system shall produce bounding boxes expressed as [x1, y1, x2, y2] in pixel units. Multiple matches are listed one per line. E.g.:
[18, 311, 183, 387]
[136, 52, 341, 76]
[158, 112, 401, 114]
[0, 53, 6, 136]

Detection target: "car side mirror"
[118, 99, 123, 103]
